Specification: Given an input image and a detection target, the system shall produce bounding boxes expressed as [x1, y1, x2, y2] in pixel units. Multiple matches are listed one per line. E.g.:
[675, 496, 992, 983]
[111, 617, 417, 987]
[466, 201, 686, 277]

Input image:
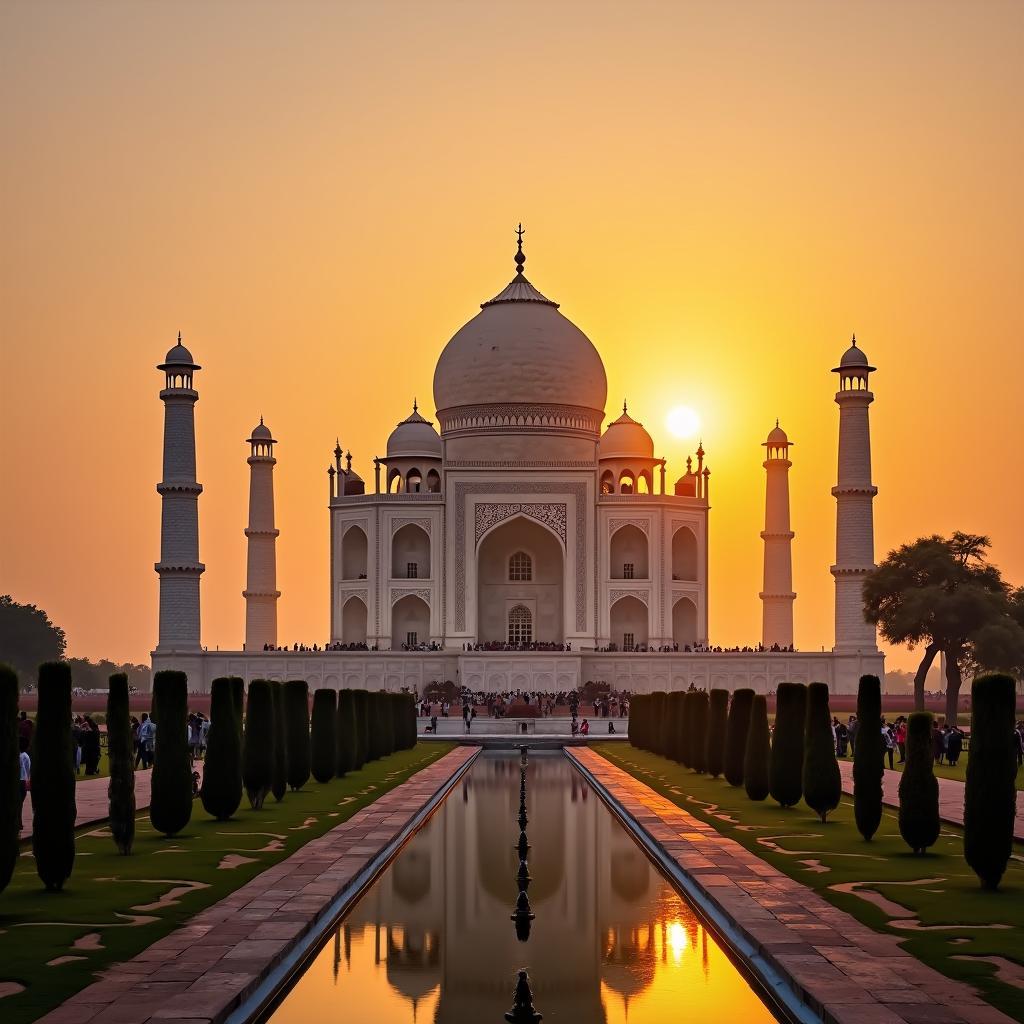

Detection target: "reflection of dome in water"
[610, 847, 650, 903]
[393, 848, 431, 905]
[602, 924, 657, 999]
[385, 926, 441, 1003]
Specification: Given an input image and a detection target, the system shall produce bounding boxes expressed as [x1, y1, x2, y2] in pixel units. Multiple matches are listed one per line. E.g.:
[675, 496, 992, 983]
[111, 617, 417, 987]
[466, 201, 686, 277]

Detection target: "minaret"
[831, 335, 878, 652]
[243, 418, 280, 651]
[760, 422, 795, 649]
[155, 334, 204, 652]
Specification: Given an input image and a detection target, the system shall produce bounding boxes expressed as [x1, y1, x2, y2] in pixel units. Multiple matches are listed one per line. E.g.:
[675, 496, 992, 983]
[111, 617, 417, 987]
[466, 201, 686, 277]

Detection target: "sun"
[666, 405, 701, 440]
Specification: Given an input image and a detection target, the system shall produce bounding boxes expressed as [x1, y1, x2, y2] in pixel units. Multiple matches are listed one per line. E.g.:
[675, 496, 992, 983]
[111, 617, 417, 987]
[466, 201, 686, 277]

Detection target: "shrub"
[32, 661, 77, 890]
[336, 689, 358, 776]
[243, 680, 275, 809]
[149, 670, 192, 838]
[802, 682, 841, 822]
[680, 692, 696, 766]
[381, 693, 397, 756]
[285, 680, 311, 790]
[688, 691, 709, 773]
[853, 675, 884, 841]
[655, 690, 673, 757]
[352, 689, 370, 768]
[705, 689, 729, 778]
[270, 683, 288, 803]
[106, 673, 136, 854]
[724, 689, 754, 787]
[201, 677, 242, 820]
[394, 692, 416, 750]
[647, 692, 667, 757]
[0, 663, 19, 892]
[770, 682, 806, 808]
[230, 677, 245, 740]
[367, 692, 389, 761]
[743, 695, 771, 801]
[898, 712, 939, 854]
[663, 692, 684, 762]
[964, 674, 1017, 889]
[311, 689, 337, 783]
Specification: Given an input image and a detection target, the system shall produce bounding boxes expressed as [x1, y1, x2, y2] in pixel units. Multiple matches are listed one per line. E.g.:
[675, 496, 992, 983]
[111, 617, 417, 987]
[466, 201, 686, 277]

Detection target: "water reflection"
[269, 752, 777, 1024]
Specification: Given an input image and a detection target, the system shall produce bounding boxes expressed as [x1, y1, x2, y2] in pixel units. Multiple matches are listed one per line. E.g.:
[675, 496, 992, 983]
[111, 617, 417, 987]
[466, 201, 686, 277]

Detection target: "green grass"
[0, 743, 453, 1024]
[593, 742, 1024, 1022]
[880, 748, 1024, 790]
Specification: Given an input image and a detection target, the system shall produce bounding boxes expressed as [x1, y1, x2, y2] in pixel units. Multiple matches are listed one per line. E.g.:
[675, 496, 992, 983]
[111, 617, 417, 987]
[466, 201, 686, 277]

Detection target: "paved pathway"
[20, 764, 205, 841]
[836, 761, 1024, 841]
[569, 747, 1015, 1024]
[36, 746, 477, 1024]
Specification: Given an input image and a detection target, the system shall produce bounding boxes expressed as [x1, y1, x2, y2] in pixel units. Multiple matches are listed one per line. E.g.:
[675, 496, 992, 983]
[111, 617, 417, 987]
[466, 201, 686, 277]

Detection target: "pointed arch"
[341, 525, 367, 580]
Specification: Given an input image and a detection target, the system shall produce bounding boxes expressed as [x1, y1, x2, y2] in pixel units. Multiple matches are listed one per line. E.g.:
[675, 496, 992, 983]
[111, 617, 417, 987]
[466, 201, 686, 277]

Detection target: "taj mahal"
[152, 231, 884, 694]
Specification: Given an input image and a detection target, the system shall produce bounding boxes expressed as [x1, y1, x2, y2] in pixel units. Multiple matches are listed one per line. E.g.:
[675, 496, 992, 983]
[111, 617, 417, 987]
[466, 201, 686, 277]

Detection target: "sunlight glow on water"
[268, 752, 777, 1023]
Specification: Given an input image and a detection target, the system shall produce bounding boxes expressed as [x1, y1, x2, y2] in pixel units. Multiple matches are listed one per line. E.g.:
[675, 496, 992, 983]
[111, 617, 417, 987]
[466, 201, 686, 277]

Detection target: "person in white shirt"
[19, 749, 31, 829]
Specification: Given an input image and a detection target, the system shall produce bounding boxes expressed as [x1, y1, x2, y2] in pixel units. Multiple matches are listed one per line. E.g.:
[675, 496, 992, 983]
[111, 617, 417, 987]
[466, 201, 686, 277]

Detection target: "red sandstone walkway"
[569, 747, 1015, 1024]
[20, 765, 205, 841]
[35, 746, 477, 1024]
[836, 761, 1024, 841]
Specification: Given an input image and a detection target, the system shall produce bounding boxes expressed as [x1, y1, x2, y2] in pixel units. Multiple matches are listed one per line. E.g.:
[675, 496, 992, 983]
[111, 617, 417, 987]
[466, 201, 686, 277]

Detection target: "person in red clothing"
[894, 717, 908, 764]
[580, 718, 590, 736]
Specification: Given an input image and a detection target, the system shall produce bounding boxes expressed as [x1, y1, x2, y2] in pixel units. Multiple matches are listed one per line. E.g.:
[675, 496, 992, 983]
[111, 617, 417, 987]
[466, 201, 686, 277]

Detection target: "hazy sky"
[3, 1, 1022, 670]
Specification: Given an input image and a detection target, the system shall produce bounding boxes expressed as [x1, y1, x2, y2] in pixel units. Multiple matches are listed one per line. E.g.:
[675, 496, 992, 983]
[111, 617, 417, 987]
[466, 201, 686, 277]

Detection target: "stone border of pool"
[35, 746, 479, 1024]
[566, 747, 1016, 1024]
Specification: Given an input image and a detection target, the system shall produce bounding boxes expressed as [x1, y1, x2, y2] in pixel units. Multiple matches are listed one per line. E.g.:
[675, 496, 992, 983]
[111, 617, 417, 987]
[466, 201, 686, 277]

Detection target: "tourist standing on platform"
[18, 746, 31, 829]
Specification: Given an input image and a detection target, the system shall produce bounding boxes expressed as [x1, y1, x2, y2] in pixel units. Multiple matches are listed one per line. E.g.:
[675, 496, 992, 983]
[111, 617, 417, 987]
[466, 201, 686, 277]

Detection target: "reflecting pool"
[268, 751, 779, 1023]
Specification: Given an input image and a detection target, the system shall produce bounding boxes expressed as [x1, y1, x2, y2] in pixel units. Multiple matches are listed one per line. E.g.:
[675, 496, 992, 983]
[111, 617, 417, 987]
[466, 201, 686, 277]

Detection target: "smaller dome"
[835, 334, 874, 372]
[163, 332, 197, 366]
[387, 402, 442, 459]
[599, 403, 654, 460]
[765, 421, 790, 446]
[343, 466, 365, 495]
[251, 417, 272, 441]
[674, 472, 697, 497]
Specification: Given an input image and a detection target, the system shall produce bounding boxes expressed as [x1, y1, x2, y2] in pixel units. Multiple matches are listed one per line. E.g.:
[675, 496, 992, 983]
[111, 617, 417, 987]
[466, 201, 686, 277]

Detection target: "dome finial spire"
[623, 399, 628, 414]
[515, 223, 526, 277]
[413, 397, 418, 413]
[851, 332, 857, 347]
[177, 330, 182, 343]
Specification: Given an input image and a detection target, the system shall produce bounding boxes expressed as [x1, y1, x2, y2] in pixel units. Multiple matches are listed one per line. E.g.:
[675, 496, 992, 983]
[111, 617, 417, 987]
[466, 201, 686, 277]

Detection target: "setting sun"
[666, 405, 701, 440]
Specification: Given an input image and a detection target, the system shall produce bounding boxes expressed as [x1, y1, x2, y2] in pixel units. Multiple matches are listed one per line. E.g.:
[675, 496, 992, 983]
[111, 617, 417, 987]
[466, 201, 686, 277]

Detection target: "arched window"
[600, 470, 615, 495]
[508, 604, 532, 645]
[508, 551, 532, 581]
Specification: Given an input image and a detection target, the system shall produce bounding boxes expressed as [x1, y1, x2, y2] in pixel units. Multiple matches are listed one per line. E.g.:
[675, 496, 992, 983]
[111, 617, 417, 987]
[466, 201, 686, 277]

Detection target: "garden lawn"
[593, 742, 1024, 1023]
[877, 748, 1024, 791]
[0, 742, 453, 1024]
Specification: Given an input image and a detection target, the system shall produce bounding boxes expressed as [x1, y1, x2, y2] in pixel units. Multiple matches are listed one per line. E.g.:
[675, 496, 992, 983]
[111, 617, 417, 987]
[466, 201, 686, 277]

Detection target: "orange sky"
[3, 1, 1023, 671]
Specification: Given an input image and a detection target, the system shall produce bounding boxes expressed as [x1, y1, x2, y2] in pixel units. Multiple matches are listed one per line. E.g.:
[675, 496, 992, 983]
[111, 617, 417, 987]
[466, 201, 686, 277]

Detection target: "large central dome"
[432, 242, 608, 426]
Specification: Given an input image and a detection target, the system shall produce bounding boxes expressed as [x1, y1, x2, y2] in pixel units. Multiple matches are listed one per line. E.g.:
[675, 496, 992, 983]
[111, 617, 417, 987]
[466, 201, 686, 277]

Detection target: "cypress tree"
[647, 692, 666, 756]
[705, 688, 729, 778]
[230, 677, 245, 740]
[899, 712, 940, 855]
[336, 689, 358, 776]
[964, 674, 1017, 889]
[367, 692, 387, 761]
[724, 689, 754, 787]
[743, 695, 771, 801]
[382, 693, 397, 756]
[667, 692, 687, 762]
[688, 691, 709, 773]
[352, 689, 370, 768]
[802, 682, 841, 823]
[395, 692, 416, 750]
[628, 694, 646, 750]
[149, 670, 193, 838]
[311, 689, 337, 783]
[853, 675, 884, 841]
[243, 680, 275, 809]
[770, 682, 806, 808]
[677, 691, 692, 766]
[106, 673, 136, 854]
[32, 662, 77, 890]
[271, 682, 288, 802]
[0, 663, 19, 893]
[201, 677, 242, 820]
[285, 680, 311, 790]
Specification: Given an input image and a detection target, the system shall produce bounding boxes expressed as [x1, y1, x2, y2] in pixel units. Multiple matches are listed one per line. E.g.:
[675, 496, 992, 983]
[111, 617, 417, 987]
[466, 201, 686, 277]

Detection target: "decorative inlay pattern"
[438, 402, 602, 437]
[392, 517, 432, 535]
[608, 517, 650, 538]
[474, 503, 567, 546]
[609, 588, 649, 605]
[453, 481, 588, 632]
[447, 459, 598, 469]
[339, 588, 368, 605]
[391, 587, 431, 605]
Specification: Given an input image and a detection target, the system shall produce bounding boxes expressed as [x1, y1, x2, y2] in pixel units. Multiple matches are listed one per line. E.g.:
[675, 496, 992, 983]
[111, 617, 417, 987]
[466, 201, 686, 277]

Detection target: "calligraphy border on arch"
[474, 503, 567, 546]
[453, 481, 588, 632]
